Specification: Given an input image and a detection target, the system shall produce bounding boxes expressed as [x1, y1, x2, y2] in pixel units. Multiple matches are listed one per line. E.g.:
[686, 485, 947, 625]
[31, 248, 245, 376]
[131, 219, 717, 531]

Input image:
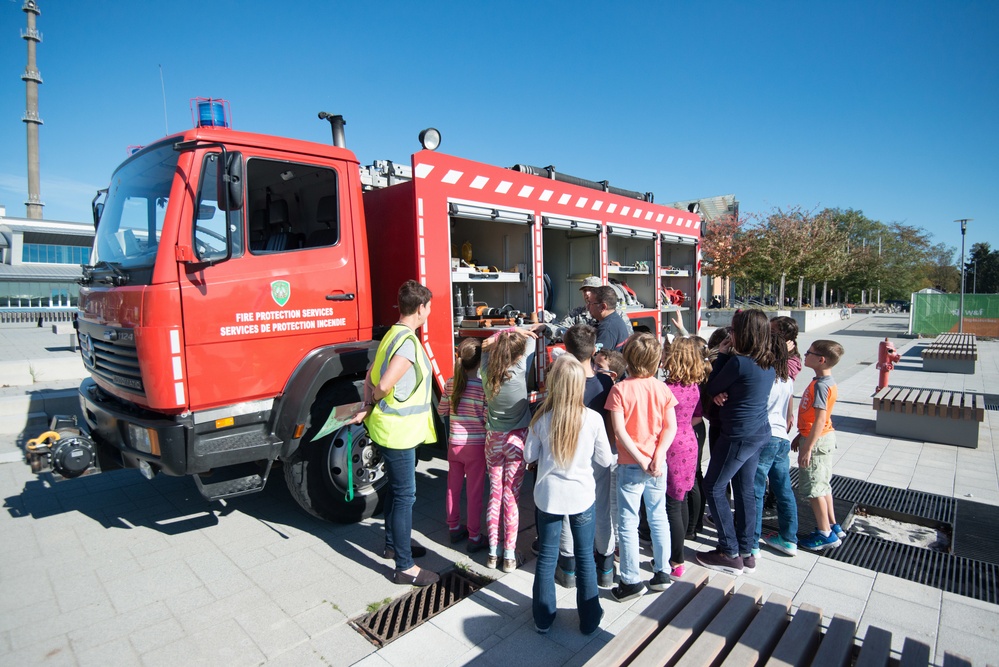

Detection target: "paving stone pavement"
[1, 314, 997, 665]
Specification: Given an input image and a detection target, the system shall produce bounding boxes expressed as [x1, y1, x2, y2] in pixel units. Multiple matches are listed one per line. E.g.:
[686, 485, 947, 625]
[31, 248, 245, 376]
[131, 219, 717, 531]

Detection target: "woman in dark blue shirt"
[697, 309, 775, 576]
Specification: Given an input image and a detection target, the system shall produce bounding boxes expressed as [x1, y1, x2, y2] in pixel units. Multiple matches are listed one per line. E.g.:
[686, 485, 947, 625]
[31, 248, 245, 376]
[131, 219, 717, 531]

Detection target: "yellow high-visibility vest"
[364, 324, 436, 449]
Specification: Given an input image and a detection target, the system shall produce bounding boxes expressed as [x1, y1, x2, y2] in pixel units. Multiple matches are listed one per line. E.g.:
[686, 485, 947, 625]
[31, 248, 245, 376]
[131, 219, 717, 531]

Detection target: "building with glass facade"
[0, 206, 94, 309]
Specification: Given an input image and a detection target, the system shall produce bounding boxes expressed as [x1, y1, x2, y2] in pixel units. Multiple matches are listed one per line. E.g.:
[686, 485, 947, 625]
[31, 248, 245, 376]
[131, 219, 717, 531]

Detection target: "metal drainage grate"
[823, 533, 998, 605]
[350, 569, 488, 647]
[954, 498, 999, 564]
[781, 471, 999, 604]
[831, 475, 956, 524]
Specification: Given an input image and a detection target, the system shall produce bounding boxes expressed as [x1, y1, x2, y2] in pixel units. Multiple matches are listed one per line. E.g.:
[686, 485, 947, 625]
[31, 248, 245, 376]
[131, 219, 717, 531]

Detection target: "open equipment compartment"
[540, 215, 602, 317]
[448, 202, 533, 330]
[606, 224, 658, 334]
[660, 232, 699, 336]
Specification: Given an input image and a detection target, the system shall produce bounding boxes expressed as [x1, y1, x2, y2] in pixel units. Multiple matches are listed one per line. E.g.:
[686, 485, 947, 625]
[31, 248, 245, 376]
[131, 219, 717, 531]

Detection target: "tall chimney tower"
[22, 0, 44, 219]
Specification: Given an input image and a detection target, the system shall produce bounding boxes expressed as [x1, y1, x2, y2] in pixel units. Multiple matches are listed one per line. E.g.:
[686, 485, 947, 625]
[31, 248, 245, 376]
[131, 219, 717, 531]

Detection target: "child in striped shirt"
[438, 338, 489, 552]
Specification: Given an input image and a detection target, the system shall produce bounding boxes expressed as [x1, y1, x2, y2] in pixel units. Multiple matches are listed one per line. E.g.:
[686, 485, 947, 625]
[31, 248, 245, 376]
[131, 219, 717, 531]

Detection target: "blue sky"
[1, 1, 996, 264]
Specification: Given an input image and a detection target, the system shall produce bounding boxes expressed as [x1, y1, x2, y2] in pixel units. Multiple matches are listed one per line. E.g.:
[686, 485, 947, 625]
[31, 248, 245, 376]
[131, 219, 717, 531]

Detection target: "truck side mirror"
[217, 152, 243, 211]
[91, 188, 107, 229]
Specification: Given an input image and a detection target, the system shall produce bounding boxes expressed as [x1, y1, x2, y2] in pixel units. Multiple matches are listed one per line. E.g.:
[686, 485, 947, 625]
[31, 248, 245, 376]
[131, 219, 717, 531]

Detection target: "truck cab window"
[194, 153, 244, 260]
[246, 158, 340, 254]
[90, 142, 179, 272]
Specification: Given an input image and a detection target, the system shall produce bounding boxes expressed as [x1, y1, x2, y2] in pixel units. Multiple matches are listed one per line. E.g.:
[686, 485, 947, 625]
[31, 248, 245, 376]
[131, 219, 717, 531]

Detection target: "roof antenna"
[159, 64, 169, 135]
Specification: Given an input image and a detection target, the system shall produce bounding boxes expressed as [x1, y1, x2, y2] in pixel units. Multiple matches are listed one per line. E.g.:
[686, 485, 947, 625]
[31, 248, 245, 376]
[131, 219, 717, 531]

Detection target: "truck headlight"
[128, 425, 153, 454]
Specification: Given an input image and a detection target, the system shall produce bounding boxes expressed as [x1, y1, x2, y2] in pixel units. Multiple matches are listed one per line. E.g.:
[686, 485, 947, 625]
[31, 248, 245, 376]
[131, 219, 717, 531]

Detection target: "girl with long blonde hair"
[525, 355, 612, 635]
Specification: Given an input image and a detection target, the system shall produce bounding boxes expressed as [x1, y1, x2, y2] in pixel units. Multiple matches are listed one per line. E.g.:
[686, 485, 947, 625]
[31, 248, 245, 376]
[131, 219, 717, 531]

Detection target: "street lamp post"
[956, 219, 972, 333]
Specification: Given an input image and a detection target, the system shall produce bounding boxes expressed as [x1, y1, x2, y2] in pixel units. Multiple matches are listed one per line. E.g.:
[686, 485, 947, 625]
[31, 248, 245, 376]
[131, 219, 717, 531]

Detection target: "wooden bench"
[921, 333, 977, 374]
[585, 571, 975, 667]
[872, 385, 984, 448]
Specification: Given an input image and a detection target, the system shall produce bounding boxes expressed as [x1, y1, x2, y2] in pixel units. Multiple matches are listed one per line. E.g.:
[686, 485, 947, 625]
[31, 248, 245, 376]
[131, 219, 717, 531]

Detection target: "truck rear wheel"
[284, 421, 387, 523]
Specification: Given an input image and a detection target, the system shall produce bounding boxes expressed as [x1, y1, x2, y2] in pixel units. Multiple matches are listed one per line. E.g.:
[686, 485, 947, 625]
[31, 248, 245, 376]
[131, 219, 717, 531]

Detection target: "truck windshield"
[90, 143, 179, 271]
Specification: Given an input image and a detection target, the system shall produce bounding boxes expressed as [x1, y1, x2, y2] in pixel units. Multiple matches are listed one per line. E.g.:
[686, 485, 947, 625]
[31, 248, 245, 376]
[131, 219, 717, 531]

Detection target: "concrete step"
[0, 389, 82, 437]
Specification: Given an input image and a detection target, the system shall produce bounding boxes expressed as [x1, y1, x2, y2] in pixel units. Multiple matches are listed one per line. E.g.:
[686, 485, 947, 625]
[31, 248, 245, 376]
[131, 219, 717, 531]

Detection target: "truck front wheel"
[284, 422, 387, 523]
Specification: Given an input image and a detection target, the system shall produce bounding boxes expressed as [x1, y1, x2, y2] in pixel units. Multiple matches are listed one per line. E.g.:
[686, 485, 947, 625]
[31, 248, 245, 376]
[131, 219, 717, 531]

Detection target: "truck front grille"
[80, 326, 145, 396]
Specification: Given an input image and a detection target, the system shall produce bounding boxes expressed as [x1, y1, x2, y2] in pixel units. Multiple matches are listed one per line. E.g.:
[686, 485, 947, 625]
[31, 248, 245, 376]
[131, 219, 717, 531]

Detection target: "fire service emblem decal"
[271, 280, 291, 307]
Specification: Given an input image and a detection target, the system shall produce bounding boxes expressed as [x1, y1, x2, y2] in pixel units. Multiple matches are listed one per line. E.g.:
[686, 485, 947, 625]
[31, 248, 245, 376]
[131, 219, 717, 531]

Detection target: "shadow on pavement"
[2, 446, 463, 586]
[828, 314, 912, 339]
[832, 414, 877, 435]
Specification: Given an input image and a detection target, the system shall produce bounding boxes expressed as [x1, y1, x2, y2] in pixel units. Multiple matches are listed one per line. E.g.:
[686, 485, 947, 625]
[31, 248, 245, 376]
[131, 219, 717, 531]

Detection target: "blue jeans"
[617, 464, 670, 584]
[754, 436, 798, 545]
[703, 434, 766, 556]
[558, 461, 616, 559]
[379, 445, 417, 571]
[535, 504, 602, 633]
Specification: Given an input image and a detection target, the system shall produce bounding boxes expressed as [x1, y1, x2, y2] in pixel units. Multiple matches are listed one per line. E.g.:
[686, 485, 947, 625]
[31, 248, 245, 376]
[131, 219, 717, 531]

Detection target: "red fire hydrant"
[876, 337, 902, 392]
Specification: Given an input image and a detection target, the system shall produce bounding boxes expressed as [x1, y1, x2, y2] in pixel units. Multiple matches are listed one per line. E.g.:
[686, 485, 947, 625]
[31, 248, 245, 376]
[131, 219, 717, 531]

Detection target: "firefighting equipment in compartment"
[660, 288, 685, 306]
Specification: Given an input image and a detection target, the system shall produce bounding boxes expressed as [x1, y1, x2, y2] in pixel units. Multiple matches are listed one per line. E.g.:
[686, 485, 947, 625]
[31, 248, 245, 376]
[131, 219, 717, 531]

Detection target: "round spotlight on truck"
[419, 128, 441, 151]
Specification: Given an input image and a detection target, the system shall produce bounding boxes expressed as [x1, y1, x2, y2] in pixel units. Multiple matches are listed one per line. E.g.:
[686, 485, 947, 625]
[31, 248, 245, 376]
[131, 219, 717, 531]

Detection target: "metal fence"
[0, 308, 77, 324]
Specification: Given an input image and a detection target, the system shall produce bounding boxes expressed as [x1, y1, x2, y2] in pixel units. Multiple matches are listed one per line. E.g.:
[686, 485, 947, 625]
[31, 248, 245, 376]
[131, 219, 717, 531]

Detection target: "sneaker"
[799, 530, 842, 551]
[555, 564, 576, 588]
[670, 564, 685, 581]
[696, 550, 744, 576]
[535, 624, 550, 634]
[762, 534, 798, 556]
[467, 535, 487, 553]
[597, 569, 616, 589]
[486, 554, 498, 569]
[449, 526, 468, 544]
[741, 554, 757, 574]
[648, 571, 671, 591]
[831, 523, 847, 538]
[531, 538, 540, 556]
[611, 581, 645, 602]
[501, 557, 519, 573]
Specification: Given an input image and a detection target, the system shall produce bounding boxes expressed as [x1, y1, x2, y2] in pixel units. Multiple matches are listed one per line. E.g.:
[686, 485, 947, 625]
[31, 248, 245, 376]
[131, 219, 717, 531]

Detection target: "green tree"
[742, 207, 847, 305]
[924, 243, 959, 293]
[966, 242, 999, 294]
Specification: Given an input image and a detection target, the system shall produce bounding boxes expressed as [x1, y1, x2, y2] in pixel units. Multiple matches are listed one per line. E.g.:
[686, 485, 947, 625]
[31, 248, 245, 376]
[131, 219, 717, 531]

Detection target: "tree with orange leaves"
[701, 213, 752, 305]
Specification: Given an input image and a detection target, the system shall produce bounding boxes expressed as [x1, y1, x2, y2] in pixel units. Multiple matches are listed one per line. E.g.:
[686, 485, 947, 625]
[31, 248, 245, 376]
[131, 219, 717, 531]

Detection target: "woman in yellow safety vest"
[357, 279, 438, 587]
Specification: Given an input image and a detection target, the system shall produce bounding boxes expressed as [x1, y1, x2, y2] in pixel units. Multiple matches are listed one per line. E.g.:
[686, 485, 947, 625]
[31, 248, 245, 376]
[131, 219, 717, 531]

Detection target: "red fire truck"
[26, 111, 702, 523]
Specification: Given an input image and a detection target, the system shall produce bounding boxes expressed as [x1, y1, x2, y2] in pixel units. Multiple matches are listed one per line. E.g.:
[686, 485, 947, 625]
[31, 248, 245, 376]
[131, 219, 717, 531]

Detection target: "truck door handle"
[326, 293, 356, 301]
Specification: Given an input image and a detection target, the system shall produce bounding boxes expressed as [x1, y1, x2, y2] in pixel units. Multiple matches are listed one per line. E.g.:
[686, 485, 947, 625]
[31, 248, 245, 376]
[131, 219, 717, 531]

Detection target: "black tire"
[284, 392, 387, 523]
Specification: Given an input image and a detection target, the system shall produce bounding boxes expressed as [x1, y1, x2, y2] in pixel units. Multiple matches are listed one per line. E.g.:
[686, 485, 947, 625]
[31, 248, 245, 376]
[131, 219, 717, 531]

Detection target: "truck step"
[194, 460, 273, 500]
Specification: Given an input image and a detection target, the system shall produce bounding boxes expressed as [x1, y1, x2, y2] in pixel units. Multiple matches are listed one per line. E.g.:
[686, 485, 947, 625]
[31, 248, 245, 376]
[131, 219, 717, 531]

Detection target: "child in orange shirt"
[794, 339, 845, 550]
[605, 333, 678, 601]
